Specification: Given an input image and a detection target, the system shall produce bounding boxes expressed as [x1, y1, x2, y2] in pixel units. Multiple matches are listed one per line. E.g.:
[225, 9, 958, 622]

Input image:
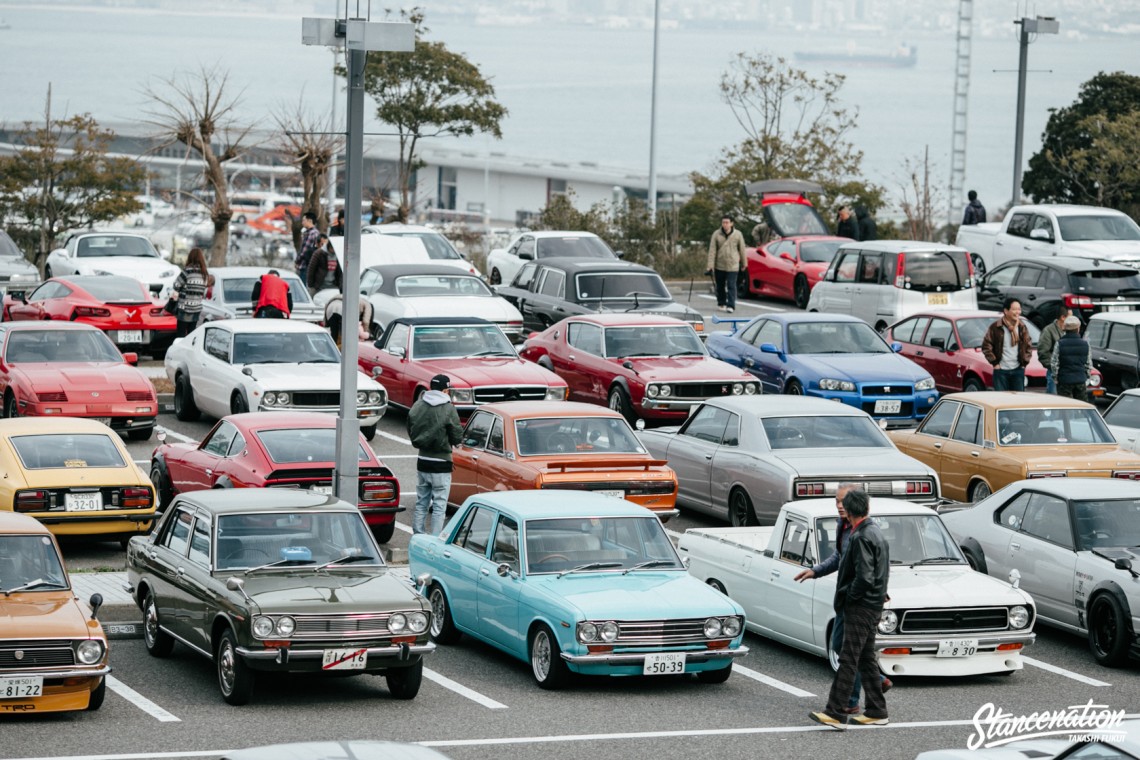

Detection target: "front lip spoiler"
[877, 631, 1036, 651]
[561, 646, 749, 664]
[236, 642, 436, 663]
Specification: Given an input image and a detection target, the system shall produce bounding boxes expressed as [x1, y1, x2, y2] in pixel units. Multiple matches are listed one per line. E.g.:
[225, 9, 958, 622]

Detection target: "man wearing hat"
[1050, 316, 1092, 402]
[407, 374, 464, 534]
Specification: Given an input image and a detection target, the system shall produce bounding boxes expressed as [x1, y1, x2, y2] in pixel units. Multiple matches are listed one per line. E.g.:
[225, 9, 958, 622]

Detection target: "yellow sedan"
[0, 417, 156, 540]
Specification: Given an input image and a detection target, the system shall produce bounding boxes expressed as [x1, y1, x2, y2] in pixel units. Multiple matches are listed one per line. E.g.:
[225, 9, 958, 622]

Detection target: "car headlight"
[659, 384, 672, 397]
[878, 609, 898, 634]
[367, 391, 383, 405]
[577, 621, 598, 642]
[704, 617, 723, 637]
[722, 616, 742, 637]
[1088, 374, 1102, 387]
[76, 639, 104, 665]
[599, 621, 619, 642]
[820, 378, 856, 392]
[389, 612, 407, 633]
[356, 391, 368, 405]
[450, 388, 473, 404]
[275, 616, 296, 636]
[262, 392, 276, 405]
[408, 611, 429, 633]
[731, 383, 743, 395]
[647, 384, 660, 398]
[744, 383, 758, 395]
[1009, 605, 1030, 629]
[253, 616, 275, 638]
[915, 377, 936, 391]
[545, 386, 567, 401]
[160, 269, 176, 278]
[276, 392, 290, 406]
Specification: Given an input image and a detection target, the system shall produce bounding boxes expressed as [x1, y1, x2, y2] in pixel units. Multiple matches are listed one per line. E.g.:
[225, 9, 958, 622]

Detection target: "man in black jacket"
[810, 489, 890, 729]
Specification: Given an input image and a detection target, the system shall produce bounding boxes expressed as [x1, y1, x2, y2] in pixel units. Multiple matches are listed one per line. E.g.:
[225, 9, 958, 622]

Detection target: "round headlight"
[77, 639, 104, 665]
[578, 622, 598, 642]
[253, 616, 274, 638]
[878, 609, 899, 634]
[389, 612, 407, 633]
[659, 384, 672, 397]
[1088, 374, 1102, 387]
[368, 391, 383, 405]
[744, 383, 758, 395]
[704, 617, 723, 638]
[732, 383, 743, 395]
[599, 621, 619, 642]
[722, 616, 742, 637]
[408, 611, 429, 633]
[1009, 605, 1030, 629]
[356, 391, 368, 405]
[276, 392, 290, 406]
[275, 616, 296, 637]
[262, 392, 277, 405]
[647, 384, 660, 398]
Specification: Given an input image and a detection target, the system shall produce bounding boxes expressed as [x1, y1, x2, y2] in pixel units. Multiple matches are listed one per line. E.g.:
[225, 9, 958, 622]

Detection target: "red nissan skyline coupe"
[149, 412, 402, 542]
[745, 235, 851, 309]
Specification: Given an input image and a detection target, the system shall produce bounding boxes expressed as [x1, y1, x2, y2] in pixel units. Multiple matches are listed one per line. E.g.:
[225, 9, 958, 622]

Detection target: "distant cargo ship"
[794, 43, 917, 68]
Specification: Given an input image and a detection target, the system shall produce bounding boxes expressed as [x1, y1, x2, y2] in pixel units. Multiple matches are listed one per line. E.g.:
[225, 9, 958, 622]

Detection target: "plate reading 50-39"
[643, 652, 686, 675]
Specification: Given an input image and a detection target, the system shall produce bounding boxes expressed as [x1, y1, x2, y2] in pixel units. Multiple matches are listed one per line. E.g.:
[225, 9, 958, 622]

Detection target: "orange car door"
[451, 411, 493, 507]
[938, 402, 984, 500]
[895, 401, 962, 499]
[475, 416, 520, 494]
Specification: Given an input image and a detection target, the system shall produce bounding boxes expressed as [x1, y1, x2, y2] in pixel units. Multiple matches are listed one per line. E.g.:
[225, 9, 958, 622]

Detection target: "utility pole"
[647, 0, 661, 223]
[948, 0, 973, 226]
[1011, 15, 1059, 206]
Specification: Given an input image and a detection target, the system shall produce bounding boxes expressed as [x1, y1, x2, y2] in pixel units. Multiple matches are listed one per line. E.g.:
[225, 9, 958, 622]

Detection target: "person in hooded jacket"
[855, 206, 877, 242]
[962, 190, 987, 226]
[407, 374, 463, 535]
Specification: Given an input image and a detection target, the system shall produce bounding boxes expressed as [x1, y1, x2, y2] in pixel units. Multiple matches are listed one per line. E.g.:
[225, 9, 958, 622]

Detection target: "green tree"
[345, 9, 507, 215]
[0, 112, 143, 275]
[1023, 72, 1140, 216]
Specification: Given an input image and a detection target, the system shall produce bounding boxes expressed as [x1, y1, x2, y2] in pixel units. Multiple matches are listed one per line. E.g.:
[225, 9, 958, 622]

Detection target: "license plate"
[643, 652, 686, 675]
[65, 493, 103, 512]
[0, 676, 43, 698]
[936, 638, 978, 658]
[596, 489, 625, 499]
[310, 485, 333, 495]
[1104, 305, 1130, 313]
[321, 648, 368, 671]
[874, 400, 902, 414]
[926, 293, 949, 306]
[116, 330, 144, 343]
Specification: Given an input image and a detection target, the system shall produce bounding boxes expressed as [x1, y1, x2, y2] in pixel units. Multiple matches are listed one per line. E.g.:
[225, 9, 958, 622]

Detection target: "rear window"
[221, 276, 312, 305]
[77, 278, 151, 303]
[900, 250, 972, 292]
[1068, 269, 1140, 295]
[11, 434, 126, 469]
[799, 241, 843, 263]
[255, 428, 368, 464]
[536, 237, 616, 259]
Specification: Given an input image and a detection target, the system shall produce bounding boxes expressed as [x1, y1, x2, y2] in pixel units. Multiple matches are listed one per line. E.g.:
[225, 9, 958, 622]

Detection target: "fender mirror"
[88, 593, 103, 620]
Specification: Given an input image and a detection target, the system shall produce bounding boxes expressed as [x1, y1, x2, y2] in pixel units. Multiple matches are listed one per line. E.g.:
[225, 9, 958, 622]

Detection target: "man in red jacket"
[251, 270, 293, 319]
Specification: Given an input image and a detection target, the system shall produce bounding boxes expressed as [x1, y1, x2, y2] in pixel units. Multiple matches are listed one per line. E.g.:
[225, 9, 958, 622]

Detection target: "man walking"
[810, 489, 890, 730]
[407, 374, 463, 535]
[1051, 316, 1092, 401]
[1036, 306, 1072, 394]
[706, 214, 746, 313]
[962, 190, 987, 226]
[982, 298, 1032, 391]
[296, 211, 321, 279]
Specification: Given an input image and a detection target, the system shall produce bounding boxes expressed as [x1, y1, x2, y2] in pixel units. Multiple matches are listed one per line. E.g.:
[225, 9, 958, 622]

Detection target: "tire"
[793, 275, 811, 310]
[707, 578, 728, 595]
[963, 376, 985, 393]
[971, 253, 986, 278]
[142, 590, 174, 658]
[128, 426, 154, 442]
[729, 487, 758, 527]
[529, 624, 571, 690]
[150, 463, 174, 511]
[370, 521, 396, 544]
[216, 628, 255, 705]
[230, 390, 249, 415]
[696, 663, 733, 684]
[174, 374, 200, 422]
[362, 424, 377, 442]
[386, 659, 423, 700]
[44, 265, 53, 279]
[1088, 593, 1131, 667]
[607, 385, 635, 423]
[826, 622, 840, 672]
[969, 480, 992, 502]
[784, 379, 803, 396]
[490, 268, 502, 285]
[4, 393, 18, 419]
[86, 677, 106, 711]
[428, 584, 461, 644]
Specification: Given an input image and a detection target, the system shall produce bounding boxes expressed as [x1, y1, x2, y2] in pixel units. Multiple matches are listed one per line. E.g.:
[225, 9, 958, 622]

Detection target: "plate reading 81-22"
[643, 652, 686, 675]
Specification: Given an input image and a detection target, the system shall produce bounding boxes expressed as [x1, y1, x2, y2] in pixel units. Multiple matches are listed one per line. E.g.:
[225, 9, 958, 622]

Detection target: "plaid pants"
[825, 604, 887, 719]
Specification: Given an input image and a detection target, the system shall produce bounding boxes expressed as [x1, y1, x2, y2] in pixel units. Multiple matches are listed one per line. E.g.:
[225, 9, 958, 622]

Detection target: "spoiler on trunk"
[544, 458, 669, 473]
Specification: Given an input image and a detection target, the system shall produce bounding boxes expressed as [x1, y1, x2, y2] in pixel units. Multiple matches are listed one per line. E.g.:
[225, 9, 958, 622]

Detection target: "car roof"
[840, 241, 968, 254]
[211, 267, 304, 280]
[889, 310, 1001, 323]
[463, 490, 655, 520]
[1, 320, 102, 333]
[366, 264, 479, 278]
[568, 313, 689, 327]
[522, 231, 602, 240]
[221, 412, 341, 431]
[201, 319, 326, 334]
[995, 478, 1140, 500]
[698, 396, 875, 417]
[532, 258, 654, 274]
[0, 510, 57, 535]
[760, 312, 866, 325]
[1017, 205, 1131, 217]
[784, 498, 938, 519]
[394, 316, 494, 328]
[0, 416, 123, 436]
[941, 391, 1097, 409]
[174, 489, 355, 515]
[467, 401, 625, 419]
[69, 231, 151, 240]
[996, 256, 1138, 272]
[364, 224, 443, 235]
[1089, 311, 1140, 326]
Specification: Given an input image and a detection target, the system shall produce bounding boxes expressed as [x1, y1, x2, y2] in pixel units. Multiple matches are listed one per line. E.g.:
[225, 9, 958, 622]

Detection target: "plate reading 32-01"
[936, 638, 978, 658]
[0, 676, 43, 698]
[322, 648, 367, 670]
[65, 493, 103, 512]
[874, 400, 902, 414]
[643, 652, 686, 675]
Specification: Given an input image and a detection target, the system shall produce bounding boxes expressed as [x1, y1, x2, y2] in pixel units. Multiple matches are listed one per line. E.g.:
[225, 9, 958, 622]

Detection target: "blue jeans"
[833, 610, 887, 708]
[414, 471, 450, 535]
[992, 367, 1025, 392]
[1045, 369, 1055, 394]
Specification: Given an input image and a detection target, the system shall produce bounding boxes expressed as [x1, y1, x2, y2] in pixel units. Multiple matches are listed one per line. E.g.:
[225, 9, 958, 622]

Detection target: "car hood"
[0, 591, 98, 640]
[74, 256, 176, 279]
[398, 297, 520, 320]
[1059, 240, 1140, 260]
[527, 571, 741, 620]
[13, 363, 149, 393]
[232, 571, 425, 614]
[243, 364, 385, 392]
[773, 447, 934, 477]
[621, 357, 751, 383]
[791, 353, 930, 383]
[0, 257, 39, 278]
[412, 358, 559, 386]
[882, 566, 1029, 609]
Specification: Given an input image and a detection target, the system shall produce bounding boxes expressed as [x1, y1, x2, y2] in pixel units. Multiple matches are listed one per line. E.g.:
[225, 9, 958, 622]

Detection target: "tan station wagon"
[888, 392, 1140, 502]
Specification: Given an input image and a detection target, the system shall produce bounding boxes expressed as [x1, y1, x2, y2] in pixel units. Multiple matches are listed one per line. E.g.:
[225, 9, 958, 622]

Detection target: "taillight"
[15, 490, 49, 512]
[1113, 471, 1140, 480]
[361, 479, 398, 503]
[905, 480, 934, 495]
[1062, 293, 1094, 309]
[795, 481, 825, 497]
[149, 307, 166, 317]
[1026, 472, 1067, 479]
[73, 306, 112, 318]
[894, 253, 906, 288]
[965, 253, 976, 288]
[119, 487, 153, 509]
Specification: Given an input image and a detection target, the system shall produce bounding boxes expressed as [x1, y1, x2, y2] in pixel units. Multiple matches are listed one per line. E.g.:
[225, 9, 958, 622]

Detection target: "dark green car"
[126, 489, 433, 705]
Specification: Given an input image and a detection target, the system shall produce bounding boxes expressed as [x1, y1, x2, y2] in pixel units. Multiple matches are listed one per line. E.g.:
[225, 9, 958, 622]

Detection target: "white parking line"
[697, 294, 783, 312]
[375, 429, 412, 446]
[105, 675, 180, 722]
[155, 426, 197, 444]
[730, 664, 816, 697]
[423, 667, 508, 709]
[1022, 656, 1111, 687]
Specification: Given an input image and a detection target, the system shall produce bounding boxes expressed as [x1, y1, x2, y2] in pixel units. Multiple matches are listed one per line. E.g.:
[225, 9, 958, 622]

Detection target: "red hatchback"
[745, 235, 851, 308]
[519, 314, 759, 425]
[149, 412, 402, 542]
[4, 275, 176, 357]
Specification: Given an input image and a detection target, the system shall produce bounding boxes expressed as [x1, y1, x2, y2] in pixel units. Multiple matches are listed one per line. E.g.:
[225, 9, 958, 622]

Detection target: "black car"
[976, 255, 1140, 328]
[494, 257, 705, 335]
[1085, 312, 1140, 397]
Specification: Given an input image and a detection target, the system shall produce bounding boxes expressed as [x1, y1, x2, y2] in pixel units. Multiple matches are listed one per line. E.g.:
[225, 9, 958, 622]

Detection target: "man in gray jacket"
[407, 374, 464, 534]
[1036, 306, 1071, 394]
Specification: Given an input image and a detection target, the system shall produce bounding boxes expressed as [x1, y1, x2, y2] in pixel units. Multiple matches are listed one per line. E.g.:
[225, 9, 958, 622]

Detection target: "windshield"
[233, 331, 340, 365]
[536, 236, 615, 259]
[576, 272, 671, 301]
[1105, 395, 1140, 429]
[394, 275, 491, 297]
[255, 428, 368, 464]
[1057, 215, 1140, 242]
[0, 231, 23, 258]
[75, 235, 158, 258]
[1072, 499, 1140, 550]
[762, 415, 892, 449]
[524, 516, 681, 575]
[72, 277, 151, 304]
[997, 408, 1116, 446]
[388, 231, 462, 260]
[901, 250, 972, 292]
[220, 276, 312, 305]
[603, 324, 705, 358]
[764, 203, 829, 236]
[411, 324, 516, 359]
[799, 241, 844, 263]
[215, 511, 382, 571]
[787, 321, 890, 354]
[956, 318, 1041, 349]
[11, 434, 126, 469]
[817, 514, 964, 566]
[5, 329, 125, 363]
[0, 535, 68, 593]
[516, 416, 646, 456]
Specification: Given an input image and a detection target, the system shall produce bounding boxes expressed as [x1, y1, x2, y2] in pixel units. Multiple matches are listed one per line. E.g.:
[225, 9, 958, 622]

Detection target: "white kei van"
[806, 241, 978, 331]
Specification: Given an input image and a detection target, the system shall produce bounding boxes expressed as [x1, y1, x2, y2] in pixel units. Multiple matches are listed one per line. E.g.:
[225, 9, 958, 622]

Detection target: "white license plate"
[65, 493, 103, 512]
[116, 330, 144, 343]
[1104, 305, 1130, 313]
[0, 676, 44, 698]
[596, 489, 625, 499]
[874, 400, 902, 414]
[642, 652, 686, 675]
[936, 638, 978, 658]
[321, 648, 368, 671]
[310, 485, 333, 495]
[926, 293, 949, 306]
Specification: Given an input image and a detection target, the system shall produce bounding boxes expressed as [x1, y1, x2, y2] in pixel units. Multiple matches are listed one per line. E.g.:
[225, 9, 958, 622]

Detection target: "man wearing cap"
[1050, 316, 1092, 402]
[407, 374, 464, 534]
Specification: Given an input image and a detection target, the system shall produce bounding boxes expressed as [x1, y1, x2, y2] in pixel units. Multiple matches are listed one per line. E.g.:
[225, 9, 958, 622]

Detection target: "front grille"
[0, 642, 76, 668]
[291, 391, 341, 407]
[900, 607, 1009, 634]
[36, 391, 68, 402]
[291, 613, 393, 639]
[861, 401, 914, 417]
[541, 481, 675, 496]
[472, 386, 548, 403]
[862, 385, 913, 396]
[125, 390, 154, 402]
[670, 382, 741, 399]
[616, 618, 717, 645]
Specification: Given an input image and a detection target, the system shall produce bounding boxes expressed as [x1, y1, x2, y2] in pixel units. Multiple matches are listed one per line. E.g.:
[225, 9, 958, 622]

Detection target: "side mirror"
[241, 366, 254, 376]
[743, 357, 755, 369]
[930, 337, 945, 351]
[122, 352, 139, 366]
[226, 576, 255, 604]
[88, 593, 104, 620]
[891, 342, 903, 353]
[15, 291, 28, 304]
[1008, 568, 1021, 589]
[759, 343, 780, 355]
[50, 247, 69, 259]
[496, 562, 514, 578]
[518, 251, 533, 261]
[622, 360, 634, 370]
[388, 346, 406, 358]
[157, 430, 168, 444]
[635, 418, 646, 431]
[1029, 228, 1053, 242]
[779, 252, 794, 261]
[614, 250, 625, 259]
[415, 572, 433, 592]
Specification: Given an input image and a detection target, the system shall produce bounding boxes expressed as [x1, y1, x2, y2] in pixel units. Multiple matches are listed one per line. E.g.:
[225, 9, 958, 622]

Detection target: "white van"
[806, 241, 977, 331]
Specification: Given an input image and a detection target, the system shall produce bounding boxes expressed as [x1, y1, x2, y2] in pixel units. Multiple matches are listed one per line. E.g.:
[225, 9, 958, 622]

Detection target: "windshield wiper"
[622, 559, 676, 575]
[468, 349, 514, 357]
[619, 351, 662, 358]
[2, 578, 67, 596]
[318, 554, 376, 570]
[297, 358, 339, 363]
[912, 556, 964, 566]
[557, 561, 621, 577]
[668, 350, 704, 357]
[245, 558, 315, 574]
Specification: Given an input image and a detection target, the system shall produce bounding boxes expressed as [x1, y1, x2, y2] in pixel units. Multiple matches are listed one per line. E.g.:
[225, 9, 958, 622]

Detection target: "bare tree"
[274, 99, 343, 231]
[144, 67, 254, 266]
[896, 147, 944, 242]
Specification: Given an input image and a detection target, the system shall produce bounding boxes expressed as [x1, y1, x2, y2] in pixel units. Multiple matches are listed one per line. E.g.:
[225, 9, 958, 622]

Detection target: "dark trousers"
[176, 318, 196, 338]
[254, 306, 287, 319]
[714, 269, 738, 309]
[1057, 382, 1088, 402]
[826, 604, 887, 719]
[992, 367, 1025, 391]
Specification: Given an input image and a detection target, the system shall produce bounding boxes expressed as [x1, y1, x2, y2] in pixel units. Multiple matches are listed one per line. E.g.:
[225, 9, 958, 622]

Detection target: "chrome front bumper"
[561, 646, 749, 665]
[236, 642, 436, 664]
[0, 666, 111, 679]
[877, 631, 1035, 652]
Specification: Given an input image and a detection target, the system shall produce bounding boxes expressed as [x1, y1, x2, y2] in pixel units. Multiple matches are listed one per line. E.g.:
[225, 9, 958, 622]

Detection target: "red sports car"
[149, 412, 403, 542]
[357, 317, 568, 415]
[0, 322, 157, 440]
[519, 314, 760, 425]
[4, 275, 176, 356]
[745, 235, 851, 308]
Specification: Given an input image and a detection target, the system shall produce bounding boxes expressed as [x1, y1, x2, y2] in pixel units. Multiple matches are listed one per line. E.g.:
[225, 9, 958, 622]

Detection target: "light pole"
[1011, 15, 1059, 205]
[647, 0, 661, 222]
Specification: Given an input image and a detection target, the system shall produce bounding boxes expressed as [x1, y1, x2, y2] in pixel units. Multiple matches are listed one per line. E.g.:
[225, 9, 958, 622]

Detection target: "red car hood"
[14, 362, 149, 394]
[619, 356, 751, 383]
[414, 357, 562, 387]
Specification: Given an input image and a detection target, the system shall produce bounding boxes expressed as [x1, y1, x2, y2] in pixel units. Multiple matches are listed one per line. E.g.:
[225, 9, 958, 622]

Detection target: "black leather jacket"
[833, 518, 890, 612]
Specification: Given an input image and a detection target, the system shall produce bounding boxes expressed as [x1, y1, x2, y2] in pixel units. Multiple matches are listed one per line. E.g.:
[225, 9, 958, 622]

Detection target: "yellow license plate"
[927, 293, 949, 305]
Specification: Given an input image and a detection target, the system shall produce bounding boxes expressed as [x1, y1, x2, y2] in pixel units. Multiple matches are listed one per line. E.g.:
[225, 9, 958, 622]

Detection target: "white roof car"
[200, 267, 322, 323]
[46, 232, 178, 297]
[486, 230, 617, 286]
[362, 224, 482, 277]
[1103, 388, 1140, 453]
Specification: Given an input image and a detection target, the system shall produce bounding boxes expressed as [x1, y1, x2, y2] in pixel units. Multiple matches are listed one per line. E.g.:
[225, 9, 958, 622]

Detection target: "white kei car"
[164, 319, 387, 440]
[485, 230, 618, 286]
[46, 232, 178, 297]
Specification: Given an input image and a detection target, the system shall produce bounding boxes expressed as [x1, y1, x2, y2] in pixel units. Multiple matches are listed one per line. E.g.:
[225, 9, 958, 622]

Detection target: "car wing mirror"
[370, 366, 383, 377]
[496, 562, 517, 578]
[241, 366, 254, 376]
[622, 360, 634, 370]
[983, 439, 996, 449]
[518, 251, 533, 260]
[1008, 568, 1021, 589]
[122, 352, 139, 366]
[226, 577, 255, 604]
[930, 337, 945, 351]
[779, 252, 794, 261]
[1029, 228, 1053, 242]
[88, 593, 103, 620]
[891, 342, 903, 353]
[50, 247, 69, 258]
[743, 357, 755, 369]
[635, 419, 646, 431]
[388, 346, 406, 358]
[1114, 557, 1140, 578]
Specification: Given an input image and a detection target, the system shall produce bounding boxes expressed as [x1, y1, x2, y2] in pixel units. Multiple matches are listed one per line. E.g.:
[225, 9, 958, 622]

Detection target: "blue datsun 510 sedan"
[706, 312, 939, 427]
[409, 491, 748, 689]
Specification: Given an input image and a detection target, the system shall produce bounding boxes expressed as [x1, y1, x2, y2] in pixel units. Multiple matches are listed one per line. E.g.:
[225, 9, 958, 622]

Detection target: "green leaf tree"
[0, 112, 144, 275]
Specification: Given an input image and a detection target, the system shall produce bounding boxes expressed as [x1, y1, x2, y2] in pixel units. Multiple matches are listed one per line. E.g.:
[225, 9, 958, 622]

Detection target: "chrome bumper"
[0, 666, 111, 679]
[236, 642, 436, 663]
[258, 403, 387, 421]
[877, 631, 1035, 652]
[561, 646, 749, 665]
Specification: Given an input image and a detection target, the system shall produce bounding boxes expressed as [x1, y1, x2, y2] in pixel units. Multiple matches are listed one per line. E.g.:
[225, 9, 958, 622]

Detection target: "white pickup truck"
[955, 204, 1140, 277]
[677, 498, 1037, 677]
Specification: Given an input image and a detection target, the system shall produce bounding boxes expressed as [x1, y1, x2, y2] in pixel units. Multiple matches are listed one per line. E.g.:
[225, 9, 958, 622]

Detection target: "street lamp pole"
[1011, 15, 1059, 205]
[647, 0, 661, 223]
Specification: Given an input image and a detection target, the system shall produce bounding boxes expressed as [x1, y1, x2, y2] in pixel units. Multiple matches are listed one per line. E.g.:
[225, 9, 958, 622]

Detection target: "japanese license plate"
[0, 676, 43, 698]
[874, 400, 902, 414]
[596, 489, 625, 499]
[926, 293, 949, 306]
[643, 652, 686, 675]
[321, 648, 368, 671]
[310, 485, 333, 495]
[116, 330, 144, 343]
[65, 493, 103, 512]
[936, 638, 978, 658]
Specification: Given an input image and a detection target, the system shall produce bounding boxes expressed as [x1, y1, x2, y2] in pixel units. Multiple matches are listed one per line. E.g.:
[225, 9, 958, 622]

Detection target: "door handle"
[205, 468, 213, 475]
[705, 454, 713, 460]
[1010, 542, 1021, 551]
[770, 569, 781, 578]
[1027, 294, 1037, 301]
[971, 451, 980, 457]
[472, 455, 479, 461]
[916, 350, 924, 356]
[443, 551, 452, 558]
[933, 442, 942, 449]
[480, 567, 490, 576]
[568, 355, 576, 360]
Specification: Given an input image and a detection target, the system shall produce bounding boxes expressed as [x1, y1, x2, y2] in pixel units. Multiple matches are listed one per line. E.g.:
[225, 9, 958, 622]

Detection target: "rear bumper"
[18, 402, 158, 429]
